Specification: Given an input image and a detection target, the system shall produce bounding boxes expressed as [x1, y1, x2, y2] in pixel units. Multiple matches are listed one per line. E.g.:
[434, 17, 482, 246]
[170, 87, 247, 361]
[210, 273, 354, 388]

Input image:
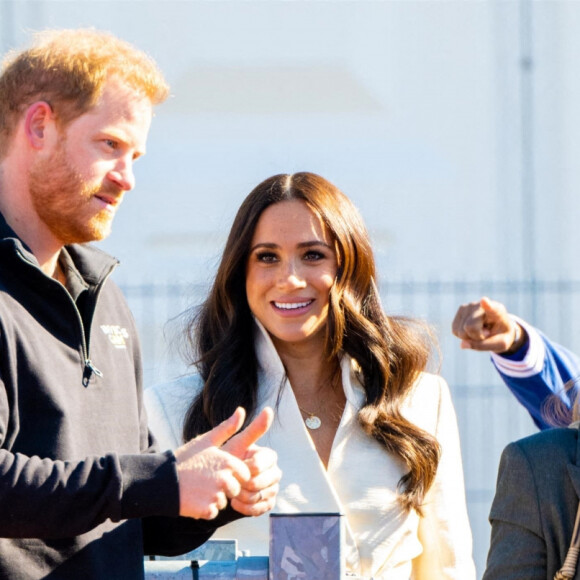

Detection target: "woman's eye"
[256, 252, 278, 263]
[304, 250, 325, 261]
[104, 139, 118, 150]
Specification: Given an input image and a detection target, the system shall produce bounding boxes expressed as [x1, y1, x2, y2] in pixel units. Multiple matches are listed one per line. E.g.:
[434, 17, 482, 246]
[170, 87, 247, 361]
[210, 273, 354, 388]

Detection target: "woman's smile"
[272, 299, 314, 313]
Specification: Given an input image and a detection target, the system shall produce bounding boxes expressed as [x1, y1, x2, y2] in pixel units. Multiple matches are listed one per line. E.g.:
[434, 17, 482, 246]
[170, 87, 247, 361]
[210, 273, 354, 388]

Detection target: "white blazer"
[144, 322, 475, 579]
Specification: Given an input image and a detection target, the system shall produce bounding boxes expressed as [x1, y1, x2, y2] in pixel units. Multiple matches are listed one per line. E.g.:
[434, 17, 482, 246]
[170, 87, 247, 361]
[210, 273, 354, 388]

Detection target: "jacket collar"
[0, 209, 119, 287]
[252, 317, 365, 410]
[0, 209, 35, 259]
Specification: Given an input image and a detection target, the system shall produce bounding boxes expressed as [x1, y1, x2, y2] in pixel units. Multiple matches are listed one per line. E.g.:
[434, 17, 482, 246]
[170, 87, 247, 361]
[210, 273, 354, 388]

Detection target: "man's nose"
[108, 159, 135, 192]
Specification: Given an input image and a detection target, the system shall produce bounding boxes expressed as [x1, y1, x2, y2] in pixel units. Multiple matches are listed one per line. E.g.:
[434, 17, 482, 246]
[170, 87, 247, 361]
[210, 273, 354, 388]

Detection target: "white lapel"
[252, 320, 362, 571]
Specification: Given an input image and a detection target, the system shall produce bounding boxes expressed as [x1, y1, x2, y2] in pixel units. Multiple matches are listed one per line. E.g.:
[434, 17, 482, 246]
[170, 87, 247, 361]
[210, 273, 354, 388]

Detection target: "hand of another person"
[223, 407, 281, 517]
[452, 296, 526, 354]
[173, 407, 253, 520]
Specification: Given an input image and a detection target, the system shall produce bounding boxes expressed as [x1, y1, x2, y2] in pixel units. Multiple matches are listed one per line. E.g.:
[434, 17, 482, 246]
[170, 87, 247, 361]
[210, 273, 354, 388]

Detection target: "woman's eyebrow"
[296, 240, 333, 250]
[249, 242, 279, 252]
[250, 240, 332, 252]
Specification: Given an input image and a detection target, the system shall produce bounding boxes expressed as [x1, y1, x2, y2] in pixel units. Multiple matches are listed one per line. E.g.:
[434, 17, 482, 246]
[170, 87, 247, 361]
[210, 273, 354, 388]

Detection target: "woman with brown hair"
[145, 172, 475, 579]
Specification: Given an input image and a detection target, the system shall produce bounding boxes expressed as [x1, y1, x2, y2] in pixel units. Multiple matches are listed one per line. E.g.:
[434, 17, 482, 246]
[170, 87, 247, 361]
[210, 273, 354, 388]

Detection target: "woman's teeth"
[274, 300, 312, 310]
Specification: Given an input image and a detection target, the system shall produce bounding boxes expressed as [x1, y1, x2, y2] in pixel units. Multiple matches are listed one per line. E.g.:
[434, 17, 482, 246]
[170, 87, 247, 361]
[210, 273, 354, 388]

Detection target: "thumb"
[480, 296, 506, 321]
[200, 407, 246, 449]
[223, 407, 274, 459]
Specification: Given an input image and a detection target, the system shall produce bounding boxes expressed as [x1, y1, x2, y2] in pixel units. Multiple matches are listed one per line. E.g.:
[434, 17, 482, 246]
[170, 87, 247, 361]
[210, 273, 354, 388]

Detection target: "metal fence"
[122, 278, 580, 579]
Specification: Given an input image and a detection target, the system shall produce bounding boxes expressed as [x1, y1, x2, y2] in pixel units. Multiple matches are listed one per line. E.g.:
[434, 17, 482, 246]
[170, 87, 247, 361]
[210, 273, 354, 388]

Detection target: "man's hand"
[452, 296, 526, 354]
[173, 407, 280, 520]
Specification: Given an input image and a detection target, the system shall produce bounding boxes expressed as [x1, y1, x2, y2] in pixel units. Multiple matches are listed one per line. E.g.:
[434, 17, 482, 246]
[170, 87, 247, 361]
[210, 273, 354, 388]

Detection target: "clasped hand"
[173, 407, 281, 520]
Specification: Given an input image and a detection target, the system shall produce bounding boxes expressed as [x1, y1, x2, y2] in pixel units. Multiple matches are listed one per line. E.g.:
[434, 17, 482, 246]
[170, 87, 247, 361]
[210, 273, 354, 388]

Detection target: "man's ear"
[24, 102, 55, 150]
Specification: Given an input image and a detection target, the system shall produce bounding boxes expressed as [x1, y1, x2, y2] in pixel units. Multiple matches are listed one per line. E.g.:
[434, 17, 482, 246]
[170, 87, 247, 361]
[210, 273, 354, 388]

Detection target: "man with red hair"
[0, 29, 280, 580]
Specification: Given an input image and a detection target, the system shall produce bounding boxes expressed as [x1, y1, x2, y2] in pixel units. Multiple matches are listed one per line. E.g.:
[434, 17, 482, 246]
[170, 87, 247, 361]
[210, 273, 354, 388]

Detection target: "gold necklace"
[298, 404, 322, 430]
[296, 365, 341, 431]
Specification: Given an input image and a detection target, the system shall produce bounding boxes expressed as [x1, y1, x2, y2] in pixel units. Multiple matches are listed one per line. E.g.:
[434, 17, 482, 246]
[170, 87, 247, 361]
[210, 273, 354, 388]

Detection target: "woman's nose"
[277, 261, 306, 289]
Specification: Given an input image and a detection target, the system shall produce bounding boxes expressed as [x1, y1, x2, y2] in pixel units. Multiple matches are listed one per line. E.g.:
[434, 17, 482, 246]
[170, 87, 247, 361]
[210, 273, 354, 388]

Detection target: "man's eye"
[104, 139, 118, 149]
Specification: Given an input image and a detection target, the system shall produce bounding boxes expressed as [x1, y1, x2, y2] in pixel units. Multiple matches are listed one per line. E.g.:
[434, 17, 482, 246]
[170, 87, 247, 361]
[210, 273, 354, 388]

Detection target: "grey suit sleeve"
[482, 441, 546, 580]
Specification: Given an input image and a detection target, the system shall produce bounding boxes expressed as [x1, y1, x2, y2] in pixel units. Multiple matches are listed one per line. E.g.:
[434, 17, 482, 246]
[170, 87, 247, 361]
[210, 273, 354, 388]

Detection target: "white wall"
[4, 1, 574, 287]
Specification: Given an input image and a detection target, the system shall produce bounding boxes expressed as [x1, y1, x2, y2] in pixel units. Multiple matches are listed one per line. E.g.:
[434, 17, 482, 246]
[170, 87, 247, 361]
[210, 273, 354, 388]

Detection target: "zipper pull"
[83, 359, 104, 386]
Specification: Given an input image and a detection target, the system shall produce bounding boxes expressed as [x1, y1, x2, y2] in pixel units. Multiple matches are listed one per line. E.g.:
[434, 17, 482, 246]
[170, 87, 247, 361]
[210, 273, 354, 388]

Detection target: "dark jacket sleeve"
[482, 441, 547, 580]
[0, 440, 244, 546]
[483, 429, 580, 580]
[142, 506, 245, 557]
[0, 445, 181, 538]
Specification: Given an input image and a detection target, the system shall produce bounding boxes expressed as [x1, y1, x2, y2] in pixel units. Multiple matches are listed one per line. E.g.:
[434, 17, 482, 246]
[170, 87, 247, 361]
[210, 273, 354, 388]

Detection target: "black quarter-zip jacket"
[0, 212, 233, 579]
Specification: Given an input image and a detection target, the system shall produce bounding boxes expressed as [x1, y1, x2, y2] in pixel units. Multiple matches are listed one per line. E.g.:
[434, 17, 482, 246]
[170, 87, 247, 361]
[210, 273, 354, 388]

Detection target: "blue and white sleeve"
[490, 317, 580, 430]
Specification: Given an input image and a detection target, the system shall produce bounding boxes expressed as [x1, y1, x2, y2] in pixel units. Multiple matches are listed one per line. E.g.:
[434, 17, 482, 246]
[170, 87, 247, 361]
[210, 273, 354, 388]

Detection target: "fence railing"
[145, 514, 347, 579]
[121, 277, 580, 579]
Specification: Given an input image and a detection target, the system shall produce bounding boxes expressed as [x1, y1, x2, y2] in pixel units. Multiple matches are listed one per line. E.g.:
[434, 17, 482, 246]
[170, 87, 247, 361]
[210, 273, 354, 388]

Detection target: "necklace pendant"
[305, 415, 322, 430]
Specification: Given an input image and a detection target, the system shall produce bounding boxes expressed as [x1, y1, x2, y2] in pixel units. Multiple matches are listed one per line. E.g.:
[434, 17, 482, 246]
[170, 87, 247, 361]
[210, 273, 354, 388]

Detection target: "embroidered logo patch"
[100, 325, 129, 349]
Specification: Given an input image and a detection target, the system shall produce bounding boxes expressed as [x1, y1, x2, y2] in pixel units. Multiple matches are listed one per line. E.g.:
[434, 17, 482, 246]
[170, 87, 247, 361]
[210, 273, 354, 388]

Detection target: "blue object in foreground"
[145, 556, 269, 579]
[269, 513, 344, 580]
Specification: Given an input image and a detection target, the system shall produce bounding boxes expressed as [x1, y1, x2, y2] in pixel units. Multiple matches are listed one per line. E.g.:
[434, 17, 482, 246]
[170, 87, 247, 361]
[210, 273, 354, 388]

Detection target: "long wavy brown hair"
[181, 172, 441, 513]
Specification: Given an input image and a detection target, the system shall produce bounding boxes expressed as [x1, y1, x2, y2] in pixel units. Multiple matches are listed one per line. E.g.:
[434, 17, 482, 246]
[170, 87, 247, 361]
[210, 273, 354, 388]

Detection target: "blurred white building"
[2, 1, 579, 576]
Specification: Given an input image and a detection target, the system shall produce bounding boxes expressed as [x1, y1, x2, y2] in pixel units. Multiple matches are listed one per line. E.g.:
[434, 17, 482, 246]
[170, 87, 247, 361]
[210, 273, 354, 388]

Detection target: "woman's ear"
[24, 102, 54, 150]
